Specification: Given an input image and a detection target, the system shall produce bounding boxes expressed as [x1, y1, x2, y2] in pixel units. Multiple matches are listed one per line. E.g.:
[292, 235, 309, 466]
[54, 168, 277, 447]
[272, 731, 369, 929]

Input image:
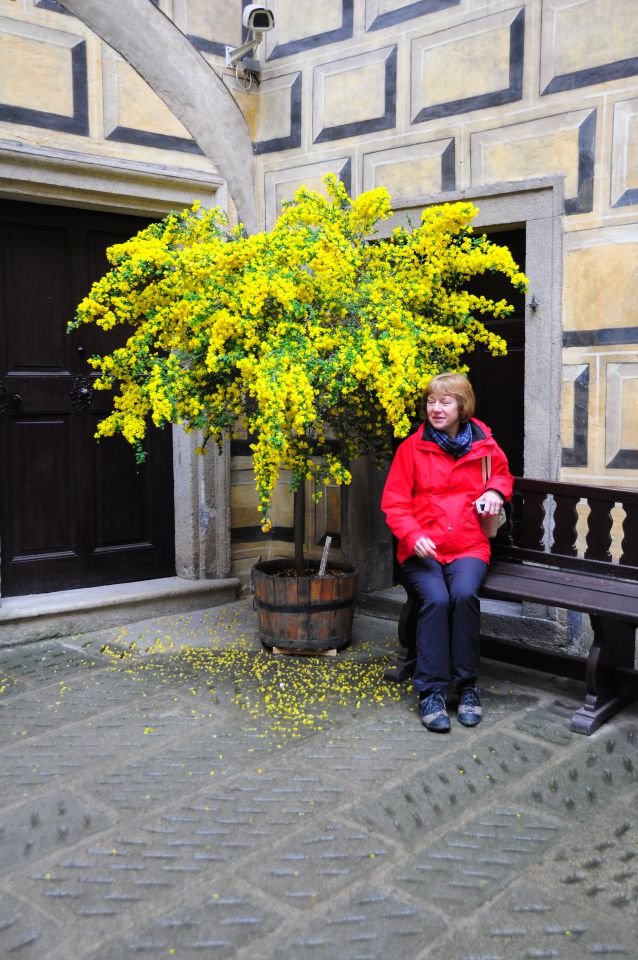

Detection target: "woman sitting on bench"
[381, 372, 513, 732]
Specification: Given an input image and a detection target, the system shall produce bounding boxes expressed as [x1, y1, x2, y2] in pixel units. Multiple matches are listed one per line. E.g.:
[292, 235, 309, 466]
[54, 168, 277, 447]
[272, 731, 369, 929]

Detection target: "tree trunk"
[293, 483, 306, 576]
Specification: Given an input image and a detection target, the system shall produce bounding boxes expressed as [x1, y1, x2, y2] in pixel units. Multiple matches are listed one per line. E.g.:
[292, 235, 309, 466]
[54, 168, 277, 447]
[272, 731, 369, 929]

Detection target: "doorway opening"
[465, 226, 526, 478]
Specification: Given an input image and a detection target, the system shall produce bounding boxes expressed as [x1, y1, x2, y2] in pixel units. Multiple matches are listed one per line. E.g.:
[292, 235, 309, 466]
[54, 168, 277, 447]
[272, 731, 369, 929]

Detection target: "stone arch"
[58, 0, 257, 232]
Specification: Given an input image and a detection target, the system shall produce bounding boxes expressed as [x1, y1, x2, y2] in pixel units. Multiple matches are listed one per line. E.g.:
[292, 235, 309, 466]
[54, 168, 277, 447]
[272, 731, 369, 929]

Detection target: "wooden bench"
[385, 477, 638, 735]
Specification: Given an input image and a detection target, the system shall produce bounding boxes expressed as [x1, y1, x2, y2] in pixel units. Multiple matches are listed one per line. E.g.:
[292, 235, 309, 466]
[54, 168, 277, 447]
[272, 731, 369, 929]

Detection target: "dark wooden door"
[465, 228, 525, 477]
[0, 200, 175, 597]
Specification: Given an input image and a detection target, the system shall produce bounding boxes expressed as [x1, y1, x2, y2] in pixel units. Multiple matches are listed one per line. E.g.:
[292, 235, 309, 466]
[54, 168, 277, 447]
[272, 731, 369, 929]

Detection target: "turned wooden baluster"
[519, 488, 546, 551]
[550, 493, 580, 557]
[584, 497, 613, 563]
[620, 501, 638, 567]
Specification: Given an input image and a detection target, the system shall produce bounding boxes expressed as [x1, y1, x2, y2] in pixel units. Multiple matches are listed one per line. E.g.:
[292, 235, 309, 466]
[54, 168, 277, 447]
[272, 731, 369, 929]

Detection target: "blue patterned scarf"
[424, 420, 473, 458]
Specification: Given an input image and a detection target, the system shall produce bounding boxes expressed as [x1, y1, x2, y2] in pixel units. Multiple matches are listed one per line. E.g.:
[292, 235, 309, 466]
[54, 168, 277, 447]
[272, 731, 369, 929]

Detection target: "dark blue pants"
[401, 556, 488, 696]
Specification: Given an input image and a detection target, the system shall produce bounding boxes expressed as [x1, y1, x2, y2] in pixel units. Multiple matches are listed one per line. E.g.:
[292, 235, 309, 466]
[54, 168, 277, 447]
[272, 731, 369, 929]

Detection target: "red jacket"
[381, 418, 513, 565]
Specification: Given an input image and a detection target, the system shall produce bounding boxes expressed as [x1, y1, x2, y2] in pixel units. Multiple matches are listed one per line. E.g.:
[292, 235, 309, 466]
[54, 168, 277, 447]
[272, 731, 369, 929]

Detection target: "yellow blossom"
[69, 177, 527, 523]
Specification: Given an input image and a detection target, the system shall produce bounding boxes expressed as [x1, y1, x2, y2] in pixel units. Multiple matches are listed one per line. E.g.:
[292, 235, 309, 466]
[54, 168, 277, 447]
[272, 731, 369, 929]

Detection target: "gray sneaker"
[419, 692, 450, 732]
[457, 687, 482, 727]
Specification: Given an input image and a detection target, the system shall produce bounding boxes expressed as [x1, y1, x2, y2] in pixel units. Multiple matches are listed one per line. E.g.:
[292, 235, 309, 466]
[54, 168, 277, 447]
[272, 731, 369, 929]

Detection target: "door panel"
[0, 200, 175, 597]
[4, 224, 71, 371]
[8, 416, 73, 557]
[94, 431, 151, 548]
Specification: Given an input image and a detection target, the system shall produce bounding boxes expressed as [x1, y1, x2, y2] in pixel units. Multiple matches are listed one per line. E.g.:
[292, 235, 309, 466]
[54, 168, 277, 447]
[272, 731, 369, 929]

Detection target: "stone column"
[341, 455, 394, 593]
[173, 429, 232, 580]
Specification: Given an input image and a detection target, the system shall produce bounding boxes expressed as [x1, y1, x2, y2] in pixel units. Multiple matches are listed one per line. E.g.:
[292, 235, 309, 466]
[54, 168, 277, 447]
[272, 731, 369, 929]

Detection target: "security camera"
[242, 5, 275, 33]
[225, 6, 275, 72]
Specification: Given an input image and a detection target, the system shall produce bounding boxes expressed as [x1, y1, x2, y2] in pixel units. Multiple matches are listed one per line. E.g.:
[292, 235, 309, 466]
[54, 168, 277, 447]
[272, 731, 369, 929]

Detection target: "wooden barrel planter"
[251, 558, 359, 652]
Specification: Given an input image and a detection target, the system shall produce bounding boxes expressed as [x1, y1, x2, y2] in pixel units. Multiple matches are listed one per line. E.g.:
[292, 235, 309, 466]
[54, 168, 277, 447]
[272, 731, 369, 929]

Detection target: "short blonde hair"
[422, 372, 476, 422]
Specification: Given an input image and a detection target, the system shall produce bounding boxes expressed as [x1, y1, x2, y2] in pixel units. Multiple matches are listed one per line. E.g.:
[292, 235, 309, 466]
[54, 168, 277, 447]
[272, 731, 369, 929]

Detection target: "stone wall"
[229, 0, 638, 490]
[0, 0, 220, 179]
[224, 0, 638, 582]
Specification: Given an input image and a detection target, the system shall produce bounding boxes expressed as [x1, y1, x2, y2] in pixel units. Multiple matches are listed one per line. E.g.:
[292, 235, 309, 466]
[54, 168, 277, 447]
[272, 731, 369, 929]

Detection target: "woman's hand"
[475, 489, 504, 516]
[413, 536, 438, 559]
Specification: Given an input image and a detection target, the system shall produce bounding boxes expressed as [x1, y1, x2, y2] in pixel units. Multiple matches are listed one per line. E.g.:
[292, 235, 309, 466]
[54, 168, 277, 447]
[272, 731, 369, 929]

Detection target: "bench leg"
[384, 595, 418, 682]
[570, 615, 636, 735]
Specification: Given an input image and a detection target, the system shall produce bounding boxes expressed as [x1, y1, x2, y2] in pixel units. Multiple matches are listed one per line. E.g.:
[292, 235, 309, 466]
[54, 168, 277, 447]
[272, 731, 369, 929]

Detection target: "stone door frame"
[345, 176, 565, 592]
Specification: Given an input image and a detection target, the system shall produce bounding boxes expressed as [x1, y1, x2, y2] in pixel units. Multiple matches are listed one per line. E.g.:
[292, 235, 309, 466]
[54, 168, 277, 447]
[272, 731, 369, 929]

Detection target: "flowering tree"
[71, 176, 526, 574]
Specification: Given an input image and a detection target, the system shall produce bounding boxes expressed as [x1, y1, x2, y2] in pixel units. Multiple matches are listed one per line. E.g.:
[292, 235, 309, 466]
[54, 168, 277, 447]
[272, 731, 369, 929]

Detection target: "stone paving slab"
[0, 671, 28, 699]
[549, 800, 638, 919]
[1, 789, 113, 875]
[518, 726, 638, 819]
[0, 891, 64, 960]
[1, 600, 638, 960]
[434, 880, 638, 959]
[235, 818, 393, 910]
[0, 642, 105, 687]
[391, 804, 563, 915]
[86, 881, 284, 960]
[272, 713, 423, 790]
[71, 715, 313, 817]
[19, 754, 346, 938]
[270, 885, 446, 960]
[271, 688, 541, 800]
[0, 701, 223, 807]
[0, 695, 224, 809]
[0, 718, 183, 808]
[0, 675, 180, 743]
[514, 696, 582, 745]
[354, 734, 552, 845]
[82, 726, 271, 813]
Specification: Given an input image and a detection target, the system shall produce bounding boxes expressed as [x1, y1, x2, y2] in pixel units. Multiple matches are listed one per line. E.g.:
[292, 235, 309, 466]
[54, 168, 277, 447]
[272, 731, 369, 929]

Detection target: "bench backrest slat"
[550, 494, 579, 557]
[493, 477, 638, 584]
[585, 498, 613, 563]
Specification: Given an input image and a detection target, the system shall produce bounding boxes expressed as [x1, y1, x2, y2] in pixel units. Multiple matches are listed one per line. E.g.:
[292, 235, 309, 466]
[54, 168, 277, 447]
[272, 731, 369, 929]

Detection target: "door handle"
[0, 381, 21, 413]
[70, 376, 94, 410]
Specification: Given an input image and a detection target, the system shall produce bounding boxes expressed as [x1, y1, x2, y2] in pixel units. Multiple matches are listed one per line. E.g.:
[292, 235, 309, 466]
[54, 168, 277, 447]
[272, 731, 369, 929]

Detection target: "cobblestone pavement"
[1, 599, 637, 960]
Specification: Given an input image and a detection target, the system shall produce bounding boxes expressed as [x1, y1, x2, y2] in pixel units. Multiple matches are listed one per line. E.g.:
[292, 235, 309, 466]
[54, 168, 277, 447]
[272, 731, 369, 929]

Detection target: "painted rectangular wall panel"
[366, 0, 460, 32]
[267, 0, 353, 59]
[561, 363, 589, 467]
[228, 73, 301, 153]
[541, 0, 638, 93]
[313, 46, 396, 142]
[172, 0, 242, 52]
[274, 0, 344, 44]
[563, 244, 638, 331]
[264, 158, 351, 227]
[102, 50, 194, 140]
[471, 110, 595, 213]
[231, 460, 294, 529]
[411, 8, 524, 122]
[362, 139, 455, 195]
[475, 126, 579, 195]
[413, 21, 510, 106]
[0, 32, 74, 116]
[606, 362, 638, 469]
[322, 62, 386, 129]
[611, 99, 638, 207]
